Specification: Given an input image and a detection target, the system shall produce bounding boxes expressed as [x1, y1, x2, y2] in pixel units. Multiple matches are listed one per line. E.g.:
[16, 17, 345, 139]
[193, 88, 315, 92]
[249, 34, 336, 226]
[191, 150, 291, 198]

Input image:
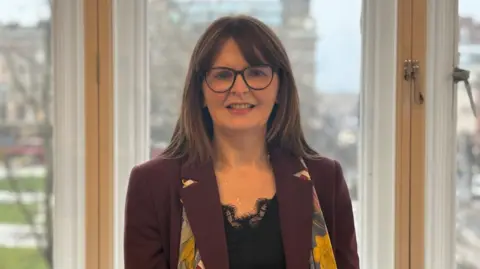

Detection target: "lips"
[226, 103, 255, 109]
[225, 103, 255, 115]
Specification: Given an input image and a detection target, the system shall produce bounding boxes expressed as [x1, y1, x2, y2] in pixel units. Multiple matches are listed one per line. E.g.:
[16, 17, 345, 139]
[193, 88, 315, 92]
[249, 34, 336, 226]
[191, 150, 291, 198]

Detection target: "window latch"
[453, 67, 477, 118]
[404, 59, 424, 104]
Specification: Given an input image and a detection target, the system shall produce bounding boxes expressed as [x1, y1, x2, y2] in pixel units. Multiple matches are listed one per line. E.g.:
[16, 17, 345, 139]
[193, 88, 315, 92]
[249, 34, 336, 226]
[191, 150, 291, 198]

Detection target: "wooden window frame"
[87, 0, 446, 268]
[84, 0, 99, 267]
[410, 0, 427, 266]
[395, 0, 430, 267]
[84, 0, 114, 268]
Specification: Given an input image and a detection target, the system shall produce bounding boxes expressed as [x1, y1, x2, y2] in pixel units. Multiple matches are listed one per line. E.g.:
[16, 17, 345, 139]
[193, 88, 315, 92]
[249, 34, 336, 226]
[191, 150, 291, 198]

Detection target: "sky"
[0, 0, 479, 92]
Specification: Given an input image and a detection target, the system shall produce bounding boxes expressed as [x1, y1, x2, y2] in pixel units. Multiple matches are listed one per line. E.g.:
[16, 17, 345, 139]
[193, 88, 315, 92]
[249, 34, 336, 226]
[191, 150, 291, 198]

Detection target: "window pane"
[148, 0, 361, 247]
[0, 1, 53, 268]
[456, 1, 480, 268]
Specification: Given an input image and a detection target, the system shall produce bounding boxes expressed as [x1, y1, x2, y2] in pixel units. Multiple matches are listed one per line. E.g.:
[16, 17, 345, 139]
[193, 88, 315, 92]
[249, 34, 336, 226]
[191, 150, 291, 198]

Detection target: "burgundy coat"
[124, 148, 359, 269]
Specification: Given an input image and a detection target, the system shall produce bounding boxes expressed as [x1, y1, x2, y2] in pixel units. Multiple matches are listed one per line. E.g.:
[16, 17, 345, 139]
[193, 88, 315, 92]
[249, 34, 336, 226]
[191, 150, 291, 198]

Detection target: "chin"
[217, 121, 266, 133]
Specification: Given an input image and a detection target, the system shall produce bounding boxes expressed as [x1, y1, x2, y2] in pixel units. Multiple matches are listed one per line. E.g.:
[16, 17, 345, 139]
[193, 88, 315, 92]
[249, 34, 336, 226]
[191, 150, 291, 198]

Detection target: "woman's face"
[202, 38, 279, 134]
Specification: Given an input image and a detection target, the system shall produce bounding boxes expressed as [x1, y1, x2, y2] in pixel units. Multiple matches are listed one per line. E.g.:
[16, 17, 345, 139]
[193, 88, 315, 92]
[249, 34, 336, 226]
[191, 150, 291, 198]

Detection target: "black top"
[222, 195, 287, 269]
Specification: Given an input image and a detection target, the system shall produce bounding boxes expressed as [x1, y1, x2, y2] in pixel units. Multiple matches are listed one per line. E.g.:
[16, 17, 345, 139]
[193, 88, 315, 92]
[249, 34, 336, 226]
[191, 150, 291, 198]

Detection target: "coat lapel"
[177, 148, 314, 269]
[270, 148, 314, 269]
[179, 160, 229, 269]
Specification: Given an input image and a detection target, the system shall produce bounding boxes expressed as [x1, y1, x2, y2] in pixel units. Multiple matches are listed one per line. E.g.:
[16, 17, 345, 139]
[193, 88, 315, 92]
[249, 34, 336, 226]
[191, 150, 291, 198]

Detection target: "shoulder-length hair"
[161, 14, 318, 165]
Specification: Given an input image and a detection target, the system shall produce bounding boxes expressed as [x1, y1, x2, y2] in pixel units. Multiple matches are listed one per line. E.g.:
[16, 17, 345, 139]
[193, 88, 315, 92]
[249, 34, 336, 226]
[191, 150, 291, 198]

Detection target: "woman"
[124, 15, 359, 269]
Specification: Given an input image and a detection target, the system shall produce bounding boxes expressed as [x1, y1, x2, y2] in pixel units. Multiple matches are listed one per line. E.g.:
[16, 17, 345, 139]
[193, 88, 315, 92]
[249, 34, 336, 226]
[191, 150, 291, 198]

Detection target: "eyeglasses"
[204, 65, 275, 93]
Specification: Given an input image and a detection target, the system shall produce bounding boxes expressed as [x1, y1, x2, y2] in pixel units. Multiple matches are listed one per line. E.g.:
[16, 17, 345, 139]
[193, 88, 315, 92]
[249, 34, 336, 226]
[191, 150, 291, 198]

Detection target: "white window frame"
[113, 0, 398, 268]
[113, 0, 150, 268]
[424, 0, 459, 268]
[52, 0, 86, 268]
[358, 0, 397, 268]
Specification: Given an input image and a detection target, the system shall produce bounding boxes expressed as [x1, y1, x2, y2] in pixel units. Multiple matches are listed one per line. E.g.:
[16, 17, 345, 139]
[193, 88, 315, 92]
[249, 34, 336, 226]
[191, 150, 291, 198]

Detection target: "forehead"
[211, 38, 267, 68]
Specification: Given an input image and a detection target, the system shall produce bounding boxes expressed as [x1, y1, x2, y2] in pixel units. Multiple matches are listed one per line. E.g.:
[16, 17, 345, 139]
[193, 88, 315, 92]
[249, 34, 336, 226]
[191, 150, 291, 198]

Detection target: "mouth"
[225, 103, 255, 115]
[226, 103, 255, 109]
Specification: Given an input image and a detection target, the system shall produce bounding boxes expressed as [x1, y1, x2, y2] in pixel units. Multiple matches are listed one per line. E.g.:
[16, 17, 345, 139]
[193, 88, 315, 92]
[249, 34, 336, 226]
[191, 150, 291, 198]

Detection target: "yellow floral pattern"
[298, 158, 337, 269]
[178, 158, 336, 269]
[178, 207, 204, 269]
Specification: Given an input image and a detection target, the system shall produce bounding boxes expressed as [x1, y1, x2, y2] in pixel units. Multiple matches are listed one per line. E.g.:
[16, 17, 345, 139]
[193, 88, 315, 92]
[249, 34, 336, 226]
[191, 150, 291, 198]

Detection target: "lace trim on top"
[221, 195, 276, 229]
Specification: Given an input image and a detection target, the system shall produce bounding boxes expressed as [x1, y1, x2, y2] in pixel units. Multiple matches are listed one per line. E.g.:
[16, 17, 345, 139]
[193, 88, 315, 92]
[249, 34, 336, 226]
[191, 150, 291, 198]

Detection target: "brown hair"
[161, 14, 318, 165]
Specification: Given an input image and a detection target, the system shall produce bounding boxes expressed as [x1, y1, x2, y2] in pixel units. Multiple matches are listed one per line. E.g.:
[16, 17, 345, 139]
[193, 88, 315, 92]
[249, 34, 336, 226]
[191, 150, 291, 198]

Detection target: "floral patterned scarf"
[177, 159, 337, 269]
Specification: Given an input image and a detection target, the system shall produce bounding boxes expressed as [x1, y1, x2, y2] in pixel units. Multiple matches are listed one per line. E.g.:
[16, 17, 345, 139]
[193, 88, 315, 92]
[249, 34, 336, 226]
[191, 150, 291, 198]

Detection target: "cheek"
[202, 85, 227, 106]
[259, 79, 279, 105]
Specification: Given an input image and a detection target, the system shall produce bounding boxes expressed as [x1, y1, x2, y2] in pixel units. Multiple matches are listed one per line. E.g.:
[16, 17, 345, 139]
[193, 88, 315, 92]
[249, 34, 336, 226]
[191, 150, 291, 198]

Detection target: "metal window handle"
[453, 67, 477, 118]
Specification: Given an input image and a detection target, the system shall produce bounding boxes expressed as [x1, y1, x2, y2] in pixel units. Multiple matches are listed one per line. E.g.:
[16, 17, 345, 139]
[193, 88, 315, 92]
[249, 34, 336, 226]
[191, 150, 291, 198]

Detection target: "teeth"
[230, 104, 252, 109]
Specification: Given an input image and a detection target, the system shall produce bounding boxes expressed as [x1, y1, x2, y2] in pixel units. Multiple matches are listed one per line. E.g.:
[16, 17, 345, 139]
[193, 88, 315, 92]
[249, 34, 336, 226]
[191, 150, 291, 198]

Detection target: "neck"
[213, 129, 269, 170]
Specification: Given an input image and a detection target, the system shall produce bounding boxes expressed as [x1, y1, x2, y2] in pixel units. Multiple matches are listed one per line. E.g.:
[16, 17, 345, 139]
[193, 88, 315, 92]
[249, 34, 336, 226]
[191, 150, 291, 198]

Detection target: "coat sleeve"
[333, 160, 360, 268]
[124, 166, 168, 269]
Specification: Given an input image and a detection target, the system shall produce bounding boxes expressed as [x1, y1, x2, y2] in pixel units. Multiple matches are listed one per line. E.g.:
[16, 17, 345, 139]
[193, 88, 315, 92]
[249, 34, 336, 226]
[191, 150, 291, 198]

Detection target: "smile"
[226, 103, 255, 115]
[226, 103, 255, 109]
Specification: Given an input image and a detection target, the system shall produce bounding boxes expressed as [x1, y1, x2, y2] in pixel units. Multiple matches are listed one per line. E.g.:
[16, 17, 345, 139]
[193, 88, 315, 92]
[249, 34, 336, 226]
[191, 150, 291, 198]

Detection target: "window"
[425, 0, 480, 268]
[0, 1, 85, 269]
[471, 53, 480, 64]
[455, 3, 480, 268]
[114, 0, 397, 268]
[0, 2, 55, 268]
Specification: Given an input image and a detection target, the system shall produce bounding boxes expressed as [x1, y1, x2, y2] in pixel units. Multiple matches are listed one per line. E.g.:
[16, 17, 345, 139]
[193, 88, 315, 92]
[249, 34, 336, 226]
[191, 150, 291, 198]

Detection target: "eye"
[249, 70, 265, 76]
[209, 69, 233, 80]
[246, 66, 272, 77]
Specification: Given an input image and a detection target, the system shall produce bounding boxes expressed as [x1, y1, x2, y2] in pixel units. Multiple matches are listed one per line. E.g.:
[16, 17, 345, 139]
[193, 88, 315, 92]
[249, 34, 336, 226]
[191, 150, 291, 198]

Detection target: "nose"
[230, 73, 249, 94]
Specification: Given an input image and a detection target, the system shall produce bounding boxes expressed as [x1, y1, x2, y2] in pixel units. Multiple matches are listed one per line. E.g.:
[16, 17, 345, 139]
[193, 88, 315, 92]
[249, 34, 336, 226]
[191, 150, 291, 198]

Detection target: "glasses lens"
[205, 68, 235, 92]
[205, 65, 274, 92]
[244, 66, 273, 89]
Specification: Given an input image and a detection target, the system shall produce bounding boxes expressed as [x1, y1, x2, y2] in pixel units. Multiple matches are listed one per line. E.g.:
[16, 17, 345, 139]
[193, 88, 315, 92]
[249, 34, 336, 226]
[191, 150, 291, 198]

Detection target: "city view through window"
[0, 0, 52, 268]
[455, 0, 480, 267]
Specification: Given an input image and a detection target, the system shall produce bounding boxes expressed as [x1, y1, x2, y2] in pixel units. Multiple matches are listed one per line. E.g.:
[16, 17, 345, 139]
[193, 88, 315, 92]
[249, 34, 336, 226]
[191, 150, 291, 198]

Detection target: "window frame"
[358, 0, 398, 267]
[52, 0, 86, 268]
[113, 0, 150, 267]
[424, 0, 459, 267]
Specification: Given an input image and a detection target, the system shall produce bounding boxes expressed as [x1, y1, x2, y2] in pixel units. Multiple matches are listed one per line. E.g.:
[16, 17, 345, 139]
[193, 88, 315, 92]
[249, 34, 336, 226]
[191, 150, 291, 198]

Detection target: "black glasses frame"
[203, 64, 277, 93]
